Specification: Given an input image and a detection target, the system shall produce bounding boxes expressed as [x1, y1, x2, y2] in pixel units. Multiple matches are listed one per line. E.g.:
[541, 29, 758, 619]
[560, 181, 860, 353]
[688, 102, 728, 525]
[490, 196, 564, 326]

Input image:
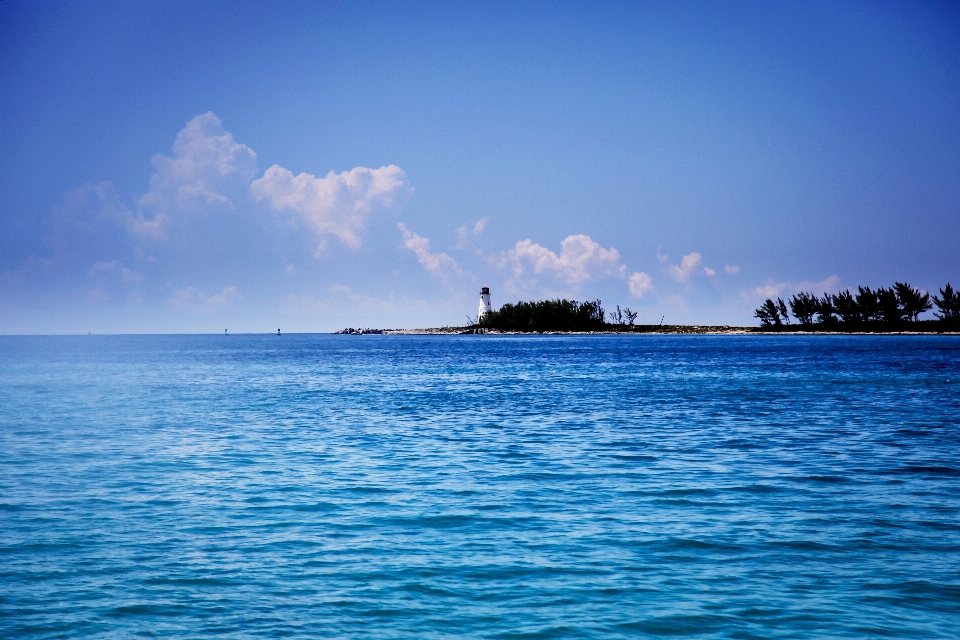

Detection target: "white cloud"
[704, 267, 717, 277]
[169, 285, 241, 310]
[629, 272, 654, 298]
[15, 112, 424, 322]
[499, 234, 624, 287]
[456, 217, 491, 249]
[140, 112, 257, 229]
[252, 164, 412, 253]
[398, 223, 463, 282]
[656, 246, 669, 263]
[751, 275, 841, 299]
[48, 114, 257, 259]
[667, 252, 703, 282]
[725, 265, 740, 274]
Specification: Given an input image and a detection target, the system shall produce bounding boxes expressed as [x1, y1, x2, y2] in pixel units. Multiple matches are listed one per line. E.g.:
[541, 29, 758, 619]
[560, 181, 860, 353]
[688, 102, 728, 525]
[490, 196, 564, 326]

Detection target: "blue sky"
[1, 0, 958, 333]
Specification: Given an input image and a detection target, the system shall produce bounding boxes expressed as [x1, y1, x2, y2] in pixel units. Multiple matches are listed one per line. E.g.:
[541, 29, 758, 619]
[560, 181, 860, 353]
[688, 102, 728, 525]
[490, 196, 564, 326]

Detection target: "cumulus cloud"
[667, 252, 703, 282]
[47, 112, 259, 276]
[44, 113, 413, 269]
[499, 234, 624, 287]
[398, 223, 463, 282]
[140, 112, 257, 231]
[752, 275, 841, 299]
[252, 164, 412, 253]
[704, 267, 717, 277]
[725, 265, 740, 274]
[7, 112, 422, 329]
[169, 285, 241, 310]
[629, 272, 654, 298]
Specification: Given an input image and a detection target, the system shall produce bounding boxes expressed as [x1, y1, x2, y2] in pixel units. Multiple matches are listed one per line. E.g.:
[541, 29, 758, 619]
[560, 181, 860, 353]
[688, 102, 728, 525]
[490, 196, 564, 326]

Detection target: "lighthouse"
[478, 286, 492, 322]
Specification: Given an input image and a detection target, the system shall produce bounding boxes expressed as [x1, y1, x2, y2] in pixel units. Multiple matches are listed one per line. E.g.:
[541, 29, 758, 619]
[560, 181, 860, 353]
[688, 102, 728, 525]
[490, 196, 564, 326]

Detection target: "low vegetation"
[477, 299, 645, 332]
[478, 299, 609, 332]
[755, 282, 958, 330]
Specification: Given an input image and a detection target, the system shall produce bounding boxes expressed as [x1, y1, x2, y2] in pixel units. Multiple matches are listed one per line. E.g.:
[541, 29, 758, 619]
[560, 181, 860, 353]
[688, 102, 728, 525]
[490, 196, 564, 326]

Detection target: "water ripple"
[1, 334, 959, 637]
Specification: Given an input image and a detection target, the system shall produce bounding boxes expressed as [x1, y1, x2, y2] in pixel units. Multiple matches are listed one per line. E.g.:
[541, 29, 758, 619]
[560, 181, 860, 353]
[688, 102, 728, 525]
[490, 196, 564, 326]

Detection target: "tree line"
[755, 282, 959, 328]
[478, 299, 641, 332]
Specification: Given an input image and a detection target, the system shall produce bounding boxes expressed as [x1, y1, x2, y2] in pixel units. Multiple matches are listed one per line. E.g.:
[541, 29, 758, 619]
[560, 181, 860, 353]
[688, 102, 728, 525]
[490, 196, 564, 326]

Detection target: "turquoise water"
[1, 334, 959, 638]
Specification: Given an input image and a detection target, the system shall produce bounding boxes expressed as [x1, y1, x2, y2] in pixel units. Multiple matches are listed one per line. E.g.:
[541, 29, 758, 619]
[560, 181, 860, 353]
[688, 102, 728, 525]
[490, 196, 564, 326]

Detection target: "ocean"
[1, 334, 959, 638]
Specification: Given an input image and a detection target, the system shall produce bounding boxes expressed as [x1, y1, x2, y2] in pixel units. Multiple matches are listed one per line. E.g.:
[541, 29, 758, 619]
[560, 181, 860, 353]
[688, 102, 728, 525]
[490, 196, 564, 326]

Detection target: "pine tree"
[856, 286, 880, 322]
[933, 283, 959, 322]
[789, 292, 819, 325]
[877, 287, 907, 323]
[894, 282, 932, 322]
[754, 299, 782, 327]
[816, 294, 836, 324]
[832, 289, 860, 324]
[777, 298, 790, 324]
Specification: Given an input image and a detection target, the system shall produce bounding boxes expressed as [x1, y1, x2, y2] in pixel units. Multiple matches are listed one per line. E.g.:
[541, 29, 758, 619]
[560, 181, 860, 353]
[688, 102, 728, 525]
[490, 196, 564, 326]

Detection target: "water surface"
[1, 334, 959, 637]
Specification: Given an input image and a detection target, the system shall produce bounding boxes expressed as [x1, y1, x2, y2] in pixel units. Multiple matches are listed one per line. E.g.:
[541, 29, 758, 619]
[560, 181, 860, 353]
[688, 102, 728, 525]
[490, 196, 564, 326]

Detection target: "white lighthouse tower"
[478, 286, 492, 323]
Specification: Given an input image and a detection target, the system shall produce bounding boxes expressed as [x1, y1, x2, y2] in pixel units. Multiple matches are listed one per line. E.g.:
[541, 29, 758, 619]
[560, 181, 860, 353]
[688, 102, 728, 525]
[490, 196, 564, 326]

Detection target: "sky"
[1, 0, 958, 333]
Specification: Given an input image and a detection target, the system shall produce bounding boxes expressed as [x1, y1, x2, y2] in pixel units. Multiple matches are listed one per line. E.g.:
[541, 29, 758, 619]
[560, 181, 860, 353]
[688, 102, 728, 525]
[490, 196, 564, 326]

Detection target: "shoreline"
[338, 326, 960, 336]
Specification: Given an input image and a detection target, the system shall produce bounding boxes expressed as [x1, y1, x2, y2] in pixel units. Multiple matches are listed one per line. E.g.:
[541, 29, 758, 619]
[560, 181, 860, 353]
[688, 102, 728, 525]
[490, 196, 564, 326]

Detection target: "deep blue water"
[1, 334, 959, 638]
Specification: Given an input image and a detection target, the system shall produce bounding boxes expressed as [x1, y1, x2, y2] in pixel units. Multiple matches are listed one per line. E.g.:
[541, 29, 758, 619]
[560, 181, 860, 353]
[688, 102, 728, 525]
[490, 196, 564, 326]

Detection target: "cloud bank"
[28, 112, 414, 308]
[7, 110, 835, 332]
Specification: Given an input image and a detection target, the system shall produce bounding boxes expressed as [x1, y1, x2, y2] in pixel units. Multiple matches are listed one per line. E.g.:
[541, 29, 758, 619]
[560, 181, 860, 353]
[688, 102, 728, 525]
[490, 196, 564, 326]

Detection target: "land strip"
[335, 325, 958, 335]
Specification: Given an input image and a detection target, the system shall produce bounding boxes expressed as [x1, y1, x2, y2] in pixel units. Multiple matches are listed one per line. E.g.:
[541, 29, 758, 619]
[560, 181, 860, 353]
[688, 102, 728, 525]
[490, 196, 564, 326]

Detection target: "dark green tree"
[856, 286, 880, 322]
[816, 294, 837, 324]
[480, 298, 606, 332]
[777, 298, 790, 324]
[623, 307, 639, 325]
[877, 287, 907, 323]
[754, 299, 782, 327]
[933, 283, 959, 322]
[894, 282, 932, 321]
[831, 289, 860, 324]
[789, 292, 818, 325]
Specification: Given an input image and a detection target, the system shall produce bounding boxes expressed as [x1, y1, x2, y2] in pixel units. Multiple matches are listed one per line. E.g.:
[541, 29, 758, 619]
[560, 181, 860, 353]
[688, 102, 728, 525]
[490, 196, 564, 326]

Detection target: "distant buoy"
[277, 328, 281, 336]
[225, 329, 228, 335]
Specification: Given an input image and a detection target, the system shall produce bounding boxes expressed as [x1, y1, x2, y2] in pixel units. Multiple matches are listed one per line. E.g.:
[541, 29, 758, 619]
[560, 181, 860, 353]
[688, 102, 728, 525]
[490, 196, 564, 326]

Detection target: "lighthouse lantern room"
[478, 287, 492, 322]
